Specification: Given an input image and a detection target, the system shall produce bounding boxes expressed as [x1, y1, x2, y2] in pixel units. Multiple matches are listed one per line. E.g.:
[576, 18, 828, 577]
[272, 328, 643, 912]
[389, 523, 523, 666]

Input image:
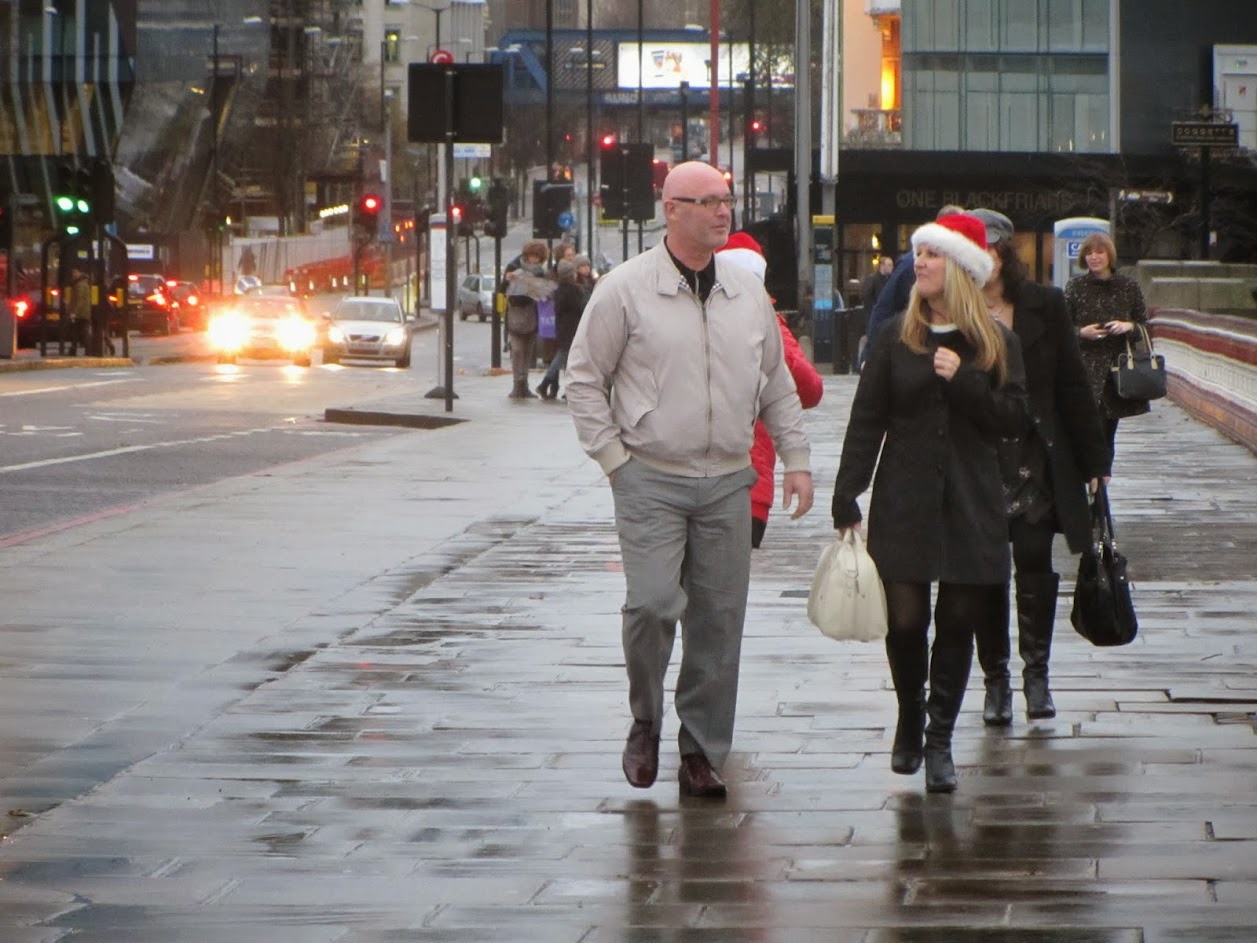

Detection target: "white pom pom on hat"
[910, 212, 995, 286]
[716, 231, 767, 282]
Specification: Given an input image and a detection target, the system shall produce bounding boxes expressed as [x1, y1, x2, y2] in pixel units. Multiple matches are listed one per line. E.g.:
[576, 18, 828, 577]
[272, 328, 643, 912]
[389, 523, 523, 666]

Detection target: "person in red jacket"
[716, 232, 825, 548]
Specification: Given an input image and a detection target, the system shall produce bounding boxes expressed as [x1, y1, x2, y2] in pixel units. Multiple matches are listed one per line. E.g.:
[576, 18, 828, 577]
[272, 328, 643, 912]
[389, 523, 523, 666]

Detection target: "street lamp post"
[586, 0, 594, 255]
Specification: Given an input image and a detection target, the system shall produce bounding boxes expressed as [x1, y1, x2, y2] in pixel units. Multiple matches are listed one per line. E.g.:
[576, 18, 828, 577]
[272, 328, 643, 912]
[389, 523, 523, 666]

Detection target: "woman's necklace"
[986, 296, 1011, 326]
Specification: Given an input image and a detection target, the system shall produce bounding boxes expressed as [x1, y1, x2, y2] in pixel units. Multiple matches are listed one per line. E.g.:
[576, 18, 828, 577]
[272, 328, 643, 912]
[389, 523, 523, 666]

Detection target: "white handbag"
[806, 529, 889, 642]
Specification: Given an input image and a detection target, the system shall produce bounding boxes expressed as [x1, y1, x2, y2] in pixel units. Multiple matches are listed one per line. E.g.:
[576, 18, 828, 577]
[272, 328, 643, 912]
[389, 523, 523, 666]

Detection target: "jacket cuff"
[778, 447, 811, 475]
[592, 440, 631, 477]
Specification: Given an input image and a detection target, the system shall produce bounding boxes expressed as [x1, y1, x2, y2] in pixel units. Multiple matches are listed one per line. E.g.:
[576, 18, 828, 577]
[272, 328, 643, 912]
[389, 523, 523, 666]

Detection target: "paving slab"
[1, 366, 1256, 938]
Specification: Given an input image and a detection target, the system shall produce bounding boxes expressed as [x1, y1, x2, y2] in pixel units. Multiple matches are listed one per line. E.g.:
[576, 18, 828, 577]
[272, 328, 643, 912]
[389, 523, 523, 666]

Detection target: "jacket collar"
[647, 240, 742, 300]
[1011, 282, 1047, 349]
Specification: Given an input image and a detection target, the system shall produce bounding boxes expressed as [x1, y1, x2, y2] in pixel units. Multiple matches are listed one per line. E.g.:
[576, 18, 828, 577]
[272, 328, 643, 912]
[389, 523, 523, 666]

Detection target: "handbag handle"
[1091, 482, 1119, 551]
[1123, 322, 1154, 361]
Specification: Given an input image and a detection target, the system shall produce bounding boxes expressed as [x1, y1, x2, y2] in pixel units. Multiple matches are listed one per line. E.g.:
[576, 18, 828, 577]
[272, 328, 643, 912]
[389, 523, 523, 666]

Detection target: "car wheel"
[477, 303, 487, 322]
[459, 308, 469, 321]
[395, 349, 411, 369]
[322, 348, 340, 365]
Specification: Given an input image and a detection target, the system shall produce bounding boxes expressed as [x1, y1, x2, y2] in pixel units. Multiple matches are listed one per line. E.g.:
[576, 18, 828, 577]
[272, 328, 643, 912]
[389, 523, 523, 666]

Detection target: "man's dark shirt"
[664, 238, 716, 303]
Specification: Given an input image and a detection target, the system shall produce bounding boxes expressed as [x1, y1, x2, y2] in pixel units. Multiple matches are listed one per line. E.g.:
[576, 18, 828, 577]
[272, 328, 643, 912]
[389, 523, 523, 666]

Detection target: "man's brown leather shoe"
[622, 720, 659, 788]
[678, 752, 727, 799]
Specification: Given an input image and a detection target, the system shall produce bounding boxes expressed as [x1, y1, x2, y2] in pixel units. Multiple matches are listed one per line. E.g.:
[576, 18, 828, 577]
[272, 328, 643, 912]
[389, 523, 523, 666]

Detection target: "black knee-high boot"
[975, 583, 1013, 727]
[885, 633, 928, 775]
[924, 637, 974, 793]
[1017, 573, 1061, 720]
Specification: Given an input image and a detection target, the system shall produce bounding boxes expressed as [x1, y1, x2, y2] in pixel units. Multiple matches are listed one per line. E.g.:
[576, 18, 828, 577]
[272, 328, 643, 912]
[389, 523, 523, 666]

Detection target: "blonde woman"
[831, 213, 1028, 793]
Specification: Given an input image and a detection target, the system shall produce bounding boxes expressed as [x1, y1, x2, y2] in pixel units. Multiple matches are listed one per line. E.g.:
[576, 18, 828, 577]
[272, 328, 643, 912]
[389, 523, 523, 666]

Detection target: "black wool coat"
[832, 320, 1028, 585]
[1064, 271, 1151, 421]
[1009, 280, 1112, 552]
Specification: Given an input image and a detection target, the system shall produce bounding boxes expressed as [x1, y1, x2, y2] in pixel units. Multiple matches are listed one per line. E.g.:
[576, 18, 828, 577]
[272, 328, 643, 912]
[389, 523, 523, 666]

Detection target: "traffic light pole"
[491, 235, 502, 369]
[423, 65, 459, 411]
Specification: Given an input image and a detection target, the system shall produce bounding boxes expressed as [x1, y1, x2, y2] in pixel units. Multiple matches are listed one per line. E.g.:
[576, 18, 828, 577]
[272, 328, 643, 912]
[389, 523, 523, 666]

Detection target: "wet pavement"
[1, 364, 1256, 941]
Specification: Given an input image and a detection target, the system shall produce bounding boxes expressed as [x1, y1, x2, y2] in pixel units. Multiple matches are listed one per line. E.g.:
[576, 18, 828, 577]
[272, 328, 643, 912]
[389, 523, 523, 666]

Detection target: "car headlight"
[208, 313, 249, 351]
[327, 325, 345, 343]
[277, 317, 316, 351]
[384, 327, 406, 346]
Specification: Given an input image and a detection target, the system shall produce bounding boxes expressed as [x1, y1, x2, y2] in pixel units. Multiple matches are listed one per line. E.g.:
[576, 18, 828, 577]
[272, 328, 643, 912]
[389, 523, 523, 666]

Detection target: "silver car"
[456, 273, 496, 322]
[323, 296, 413, 368]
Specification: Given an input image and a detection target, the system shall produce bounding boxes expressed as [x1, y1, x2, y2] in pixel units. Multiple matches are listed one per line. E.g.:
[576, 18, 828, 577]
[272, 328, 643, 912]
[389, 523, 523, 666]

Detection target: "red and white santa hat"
[716, 231, 767, 282]
[910, 212, 994, 286]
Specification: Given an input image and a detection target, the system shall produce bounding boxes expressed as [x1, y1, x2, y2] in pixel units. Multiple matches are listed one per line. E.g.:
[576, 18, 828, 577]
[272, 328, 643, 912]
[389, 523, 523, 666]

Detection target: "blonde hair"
[1077, 232, 1117, 272]
[899, 254, 1011, 386]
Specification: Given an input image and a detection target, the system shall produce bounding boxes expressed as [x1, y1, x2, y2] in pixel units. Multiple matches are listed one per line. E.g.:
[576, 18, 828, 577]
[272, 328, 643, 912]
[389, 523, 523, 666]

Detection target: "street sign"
[1171, 121, 1239, 147]
[557, 211, 575, 230]
[429, 49, 454, 64]
[452, 143, 491, 159]
[407, 64, 504, 145]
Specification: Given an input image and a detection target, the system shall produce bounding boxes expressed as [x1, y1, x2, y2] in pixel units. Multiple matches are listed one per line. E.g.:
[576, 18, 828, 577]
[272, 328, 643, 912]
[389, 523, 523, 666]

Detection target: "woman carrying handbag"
[831, 213, 1028, 793]
[969, 210, 1112, 727]
[1064, 232, 1151, 455]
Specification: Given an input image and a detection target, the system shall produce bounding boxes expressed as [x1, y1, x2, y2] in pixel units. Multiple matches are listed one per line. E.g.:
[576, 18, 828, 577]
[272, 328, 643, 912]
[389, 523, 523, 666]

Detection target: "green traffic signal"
[55, 195, 76, 212]
[468, 175, 482, 193]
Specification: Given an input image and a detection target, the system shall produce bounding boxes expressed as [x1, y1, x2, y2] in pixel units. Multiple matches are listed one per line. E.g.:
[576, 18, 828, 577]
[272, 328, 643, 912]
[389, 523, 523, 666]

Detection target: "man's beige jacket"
[566, 241, 811, 479]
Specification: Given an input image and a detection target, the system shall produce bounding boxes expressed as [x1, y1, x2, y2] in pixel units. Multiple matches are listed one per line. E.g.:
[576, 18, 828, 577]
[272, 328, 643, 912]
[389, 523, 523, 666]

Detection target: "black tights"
[884, 582, 991, 652]
[1010, 515, 1056, 577]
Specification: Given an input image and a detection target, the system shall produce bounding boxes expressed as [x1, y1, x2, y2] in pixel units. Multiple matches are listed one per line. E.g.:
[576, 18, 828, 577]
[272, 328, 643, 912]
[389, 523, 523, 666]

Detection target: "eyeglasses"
[670, 195, 737, 210]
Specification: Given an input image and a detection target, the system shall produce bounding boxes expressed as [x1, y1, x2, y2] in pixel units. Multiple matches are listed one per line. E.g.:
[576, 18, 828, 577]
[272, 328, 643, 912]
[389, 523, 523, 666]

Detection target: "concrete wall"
[1133, 261, 1257, 318]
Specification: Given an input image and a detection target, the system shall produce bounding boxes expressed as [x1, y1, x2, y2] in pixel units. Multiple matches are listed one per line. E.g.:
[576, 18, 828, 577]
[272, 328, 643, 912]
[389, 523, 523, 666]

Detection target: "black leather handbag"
[1111, 323, 1167, 401]
[1070, 484, 1138, 647]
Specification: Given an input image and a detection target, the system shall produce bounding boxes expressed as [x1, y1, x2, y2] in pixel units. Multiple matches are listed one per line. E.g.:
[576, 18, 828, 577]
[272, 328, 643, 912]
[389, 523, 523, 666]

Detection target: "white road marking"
[0, 378, 139, 397]
[0, 426, 277, 473]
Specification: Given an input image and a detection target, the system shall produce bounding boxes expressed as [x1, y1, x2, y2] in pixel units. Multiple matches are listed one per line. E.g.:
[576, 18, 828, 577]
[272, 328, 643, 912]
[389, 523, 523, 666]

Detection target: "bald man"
[566, 161, 814, 798]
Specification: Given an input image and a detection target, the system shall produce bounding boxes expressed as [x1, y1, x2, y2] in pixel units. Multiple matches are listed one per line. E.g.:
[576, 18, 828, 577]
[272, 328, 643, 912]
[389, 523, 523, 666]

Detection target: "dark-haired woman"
[971, 210, 1111, 726]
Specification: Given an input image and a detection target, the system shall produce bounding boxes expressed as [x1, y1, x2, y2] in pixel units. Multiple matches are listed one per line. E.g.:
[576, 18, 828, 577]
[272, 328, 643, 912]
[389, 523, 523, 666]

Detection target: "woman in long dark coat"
[1064, 232, 1150, 453]
[832, 213, 1028, 793]
[969, 209, 1112, 727]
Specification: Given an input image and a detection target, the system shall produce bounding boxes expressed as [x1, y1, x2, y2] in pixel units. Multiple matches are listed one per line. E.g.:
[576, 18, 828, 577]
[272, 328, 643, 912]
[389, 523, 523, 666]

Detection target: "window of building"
[384, 29, 401, 63]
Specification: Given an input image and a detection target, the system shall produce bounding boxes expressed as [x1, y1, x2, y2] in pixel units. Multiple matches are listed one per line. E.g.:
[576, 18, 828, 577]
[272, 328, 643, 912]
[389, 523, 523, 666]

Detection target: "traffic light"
[467, 174, 483, 194]
[532, 181, 573, 239]
[599, 143, 654, 221]
[600, 133, 617, 149]
[53, 161, 93, 236]
[54, 193, 91, 236]
[483, 179, 509, 239]
[354, 192, 382, 240]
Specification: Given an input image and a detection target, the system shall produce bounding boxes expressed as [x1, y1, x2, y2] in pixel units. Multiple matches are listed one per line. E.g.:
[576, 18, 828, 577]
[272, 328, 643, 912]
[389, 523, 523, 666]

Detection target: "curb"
[0, 356, 136, 373]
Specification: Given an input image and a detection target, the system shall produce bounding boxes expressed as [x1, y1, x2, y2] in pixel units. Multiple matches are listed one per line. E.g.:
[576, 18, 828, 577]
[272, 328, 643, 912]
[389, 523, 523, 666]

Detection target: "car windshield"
[128, 277, 163, 297]
[237, 298, 303, 319]
[335, 302, 401, 322]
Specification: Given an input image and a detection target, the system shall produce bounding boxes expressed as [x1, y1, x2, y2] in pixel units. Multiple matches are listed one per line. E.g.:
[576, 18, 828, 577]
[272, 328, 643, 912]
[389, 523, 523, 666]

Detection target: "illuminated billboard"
[616, 42, 794, 90]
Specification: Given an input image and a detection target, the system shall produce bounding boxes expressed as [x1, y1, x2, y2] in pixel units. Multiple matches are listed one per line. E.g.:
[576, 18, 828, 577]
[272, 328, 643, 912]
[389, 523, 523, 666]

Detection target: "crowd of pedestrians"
[538, 161, 1156, 801]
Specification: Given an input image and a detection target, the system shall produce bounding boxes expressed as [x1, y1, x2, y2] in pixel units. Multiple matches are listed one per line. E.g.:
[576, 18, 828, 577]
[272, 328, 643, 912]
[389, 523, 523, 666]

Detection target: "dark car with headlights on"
[323, 296, 413, 368]
[207, 294, 316, 366]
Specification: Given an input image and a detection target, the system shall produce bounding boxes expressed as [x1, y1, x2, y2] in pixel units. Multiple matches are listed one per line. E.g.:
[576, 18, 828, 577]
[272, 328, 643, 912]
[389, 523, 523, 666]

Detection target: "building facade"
[832, 0, 1257, 296]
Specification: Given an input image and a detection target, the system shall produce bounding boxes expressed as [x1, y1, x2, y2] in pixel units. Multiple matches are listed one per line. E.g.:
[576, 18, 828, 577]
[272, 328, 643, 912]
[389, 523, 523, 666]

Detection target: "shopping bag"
[807, 529, 888, 642]
[1070, 484, 1138, 646]
[536, 296, 556, 339]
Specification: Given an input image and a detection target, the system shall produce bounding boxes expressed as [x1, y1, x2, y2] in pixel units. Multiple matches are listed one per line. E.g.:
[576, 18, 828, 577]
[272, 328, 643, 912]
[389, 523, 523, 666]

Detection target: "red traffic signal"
[360, 193, 382, 214]
[450, 205, 463, 223]
[600, 133, 617, 149]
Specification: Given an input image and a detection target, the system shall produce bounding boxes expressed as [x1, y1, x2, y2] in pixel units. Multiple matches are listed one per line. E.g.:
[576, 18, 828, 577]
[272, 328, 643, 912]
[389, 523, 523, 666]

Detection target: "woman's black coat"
[832, 320, 1028, 585]
[1009, 280, 1112, 553]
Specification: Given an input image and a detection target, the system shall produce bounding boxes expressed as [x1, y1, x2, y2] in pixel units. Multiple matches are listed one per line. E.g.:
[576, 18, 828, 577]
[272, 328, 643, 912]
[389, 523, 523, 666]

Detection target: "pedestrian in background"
[503, 240, 552, 400]
[714, 231, 825, 548]
[969, 209, 1111, 727]
[858, 204, 966, 370]
[536, 258, 584, 400]
[1064, 232, 1151, 454]
[68, 267, 92, 351]
[566, 161, 814, 799]
[861, 255, 894, 310]
[831, 212, 1027, 793]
